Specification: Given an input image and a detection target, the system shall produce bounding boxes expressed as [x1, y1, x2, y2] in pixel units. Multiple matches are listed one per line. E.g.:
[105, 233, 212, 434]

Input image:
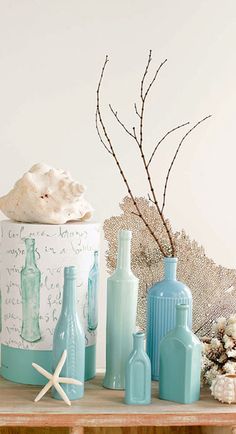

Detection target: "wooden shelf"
[0, 374, 236, 431]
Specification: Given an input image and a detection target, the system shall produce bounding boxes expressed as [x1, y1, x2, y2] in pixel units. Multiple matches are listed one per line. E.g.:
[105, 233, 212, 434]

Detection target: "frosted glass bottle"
[88, 251, 99, 331]
[21, 238, 41, 342]
[103, 230, 138, 390]
[125, 332, 151, 405]
[147, 257, 192, 380]
[52, 266, 85, 400]
[159, 304, 201, 404]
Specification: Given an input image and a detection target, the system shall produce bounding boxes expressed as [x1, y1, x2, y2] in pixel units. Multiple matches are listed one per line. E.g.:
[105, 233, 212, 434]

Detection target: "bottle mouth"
[25, 238, 35, 244]
[133, 331, 145, 338]
[119, 229, 132, 240]
[64, 266, 77, 278]
[164, 257, 178, 263]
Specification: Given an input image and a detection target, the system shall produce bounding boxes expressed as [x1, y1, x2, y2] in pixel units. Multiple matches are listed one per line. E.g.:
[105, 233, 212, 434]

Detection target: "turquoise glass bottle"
[146, 257, 192, 380]
[159, 304, 201, 404]
[125, 332, 151, 405]
[21, 238, 41, 342]
[103, 230, 138, 390]
[88, 251, 99, 331]
[52, 266, 85, 400]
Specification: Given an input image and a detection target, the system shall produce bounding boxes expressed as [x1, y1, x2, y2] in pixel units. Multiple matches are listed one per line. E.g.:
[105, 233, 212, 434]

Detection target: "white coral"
[0, 163, 93, 224]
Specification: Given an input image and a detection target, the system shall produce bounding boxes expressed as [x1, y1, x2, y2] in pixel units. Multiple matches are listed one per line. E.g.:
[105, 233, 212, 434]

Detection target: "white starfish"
[32, 349, 83, 406]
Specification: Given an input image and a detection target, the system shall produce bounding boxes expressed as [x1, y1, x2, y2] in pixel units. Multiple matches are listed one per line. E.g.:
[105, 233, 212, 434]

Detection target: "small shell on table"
[210, 374, 236, 404]
[0, 163, 93, 224]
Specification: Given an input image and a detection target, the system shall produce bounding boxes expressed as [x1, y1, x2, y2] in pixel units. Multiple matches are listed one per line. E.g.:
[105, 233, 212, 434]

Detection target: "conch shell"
[0, 163, 93, 224]
[210, 374, 236, 404]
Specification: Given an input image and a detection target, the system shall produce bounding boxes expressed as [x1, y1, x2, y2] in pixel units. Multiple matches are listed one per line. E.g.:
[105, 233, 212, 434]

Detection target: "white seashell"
[0, 163, 93, 224]
[211, 374, 236, 404]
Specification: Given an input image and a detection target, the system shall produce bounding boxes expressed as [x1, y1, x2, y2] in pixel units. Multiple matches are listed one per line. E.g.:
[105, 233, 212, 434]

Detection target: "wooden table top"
[0, 374, 235, 428]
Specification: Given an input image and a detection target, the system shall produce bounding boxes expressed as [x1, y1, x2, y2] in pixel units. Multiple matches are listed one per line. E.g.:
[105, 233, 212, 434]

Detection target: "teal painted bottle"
[52, 266, 85, 400]
[0, 289, 2, 333]
[88, 251, 99, 331]
[103, 230, 138, 390]
[21, 238, 41, 342]
[125, 332, 151, 405]
[159, 304, 201, 404]
[147, 257, 192, 380]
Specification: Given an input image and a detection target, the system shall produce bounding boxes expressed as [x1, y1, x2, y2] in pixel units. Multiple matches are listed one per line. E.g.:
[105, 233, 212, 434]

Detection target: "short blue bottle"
[159, 304, 201, 404]
[146, 257, 192, 380]
[88, 251, 99, 331]
[125, 332, 151, 405]
[52, 266, 85, 400]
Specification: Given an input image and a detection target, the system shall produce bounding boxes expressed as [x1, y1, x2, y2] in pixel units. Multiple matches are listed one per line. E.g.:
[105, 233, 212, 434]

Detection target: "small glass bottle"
[52, 266, 85, 401]
[88, 251, 99, 331]
[21, 238, 41, 342]
[125, 332, 151, 405]
[159, 304, 201, 404]
[103, 230, 138, 390]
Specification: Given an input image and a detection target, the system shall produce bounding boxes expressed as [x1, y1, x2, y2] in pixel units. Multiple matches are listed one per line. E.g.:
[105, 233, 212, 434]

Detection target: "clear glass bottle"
[52, 266, 85, 400]
[125, 332, 151, 405]
[21, 238, 41, 342]
[103, 230, 138, 390]
[88, 251, 99, 331]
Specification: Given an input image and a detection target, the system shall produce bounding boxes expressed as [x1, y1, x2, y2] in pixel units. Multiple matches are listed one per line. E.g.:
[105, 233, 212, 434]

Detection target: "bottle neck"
[116, 238, 131, 271]
[25, 241, 36, 267]
[93, 251, 99, 267]
[176, 305, 188, 328]
[61, 278, 77, 315]
[133, 332, 145, 351]
[164, 258, 177, 280]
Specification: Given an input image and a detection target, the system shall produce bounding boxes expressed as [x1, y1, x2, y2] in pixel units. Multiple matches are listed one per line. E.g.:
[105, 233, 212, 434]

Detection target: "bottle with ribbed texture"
[103, 230, 138, 390]
[125, 332, 151, 405]
[159, 304, 201, 404]
[146, 257, 192, 380]
[52, 266, 85, 400]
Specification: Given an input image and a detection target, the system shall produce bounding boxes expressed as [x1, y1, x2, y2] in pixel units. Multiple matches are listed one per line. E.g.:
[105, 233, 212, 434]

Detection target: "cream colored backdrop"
[0, 0, 235, 370]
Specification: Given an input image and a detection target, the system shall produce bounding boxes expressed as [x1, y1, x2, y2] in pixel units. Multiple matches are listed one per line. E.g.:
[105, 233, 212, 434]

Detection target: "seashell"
[0, 163, 93, 224]
[210, 374, 236, 404]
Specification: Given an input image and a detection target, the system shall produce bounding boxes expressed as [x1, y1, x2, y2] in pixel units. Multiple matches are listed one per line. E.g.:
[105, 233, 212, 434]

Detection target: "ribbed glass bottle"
[146, 257, 192, 380]
[103, 230, 138, 390]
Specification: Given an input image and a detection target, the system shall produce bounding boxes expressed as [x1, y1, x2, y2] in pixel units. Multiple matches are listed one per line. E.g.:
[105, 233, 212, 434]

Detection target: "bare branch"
[95, 111, 112, 155]
[147, 121, 190, 167]
[148, 193, 155, 205]
[161, 115, 212, 213]
[140, 49, 152, 102]
[134, 103, 141, 118]
[143, 58, 167, 102]
[109, 104, 135, 139]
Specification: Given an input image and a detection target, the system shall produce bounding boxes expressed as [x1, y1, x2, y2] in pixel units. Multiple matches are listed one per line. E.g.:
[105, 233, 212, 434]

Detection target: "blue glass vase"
[88, 251, 99, 331]
[52, 266, 85, 400]
[146, 257, 192, 380]
[159, 304, 201, 404]
[125, 332, 151, 405]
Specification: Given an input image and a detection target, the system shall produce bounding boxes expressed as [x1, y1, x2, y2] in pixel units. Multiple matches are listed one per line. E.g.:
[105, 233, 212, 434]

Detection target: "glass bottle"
[125, 332, 151, 405]
[103, 230, 138, 390]
[146, 257, 192, 380]
[0, 289, 2, 333]
[159, 304, 201, 404]
[88, 251, 99, 331]
[52, 266, 85, 400]
[21, 238, 41, 342]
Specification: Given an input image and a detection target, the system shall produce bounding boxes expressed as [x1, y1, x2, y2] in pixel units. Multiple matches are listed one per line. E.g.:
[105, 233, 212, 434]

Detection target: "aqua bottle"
[103, 230, 138, 390]
[88, 251, 99, 331]
[159, 304, 201, 404]
[21, 238, 41, 342]
[125, 332, 151, 405]
[52, 266, 85, 400]
[0, 289, 2, 333]
[146, 257, 192, 380]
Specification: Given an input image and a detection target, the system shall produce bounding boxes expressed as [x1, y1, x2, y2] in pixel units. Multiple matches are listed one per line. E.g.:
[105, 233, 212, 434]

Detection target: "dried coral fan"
[104, 196, 236, 336]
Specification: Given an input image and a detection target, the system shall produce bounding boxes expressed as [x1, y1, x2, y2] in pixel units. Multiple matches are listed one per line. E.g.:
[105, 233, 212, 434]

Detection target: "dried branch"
[134, 103, 141, 118]
[147, 121, 190, 167]
[161, 115, 212, 213]
[109, 104, 135, 139]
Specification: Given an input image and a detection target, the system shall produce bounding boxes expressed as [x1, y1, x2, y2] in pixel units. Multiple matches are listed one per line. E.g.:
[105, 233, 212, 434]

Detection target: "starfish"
[32, 349, 83, 406]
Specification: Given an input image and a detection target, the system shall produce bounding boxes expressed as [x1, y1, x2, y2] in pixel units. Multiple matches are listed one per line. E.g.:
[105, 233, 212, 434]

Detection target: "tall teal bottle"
[103, 230, 138, 390]
[125, 332, 151, 405]
[159, 304, 201, 404]
[52, 266, 85, 400]
[88, 251, 99, 331]
[146, 257, 192, 380]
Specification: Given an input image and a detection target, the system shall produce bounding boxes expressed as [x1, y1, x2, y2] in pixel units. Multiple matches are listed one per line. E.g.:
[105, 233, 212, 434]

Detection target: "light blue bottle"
[103, 230, 138, 390]
[146, 257, 192, 380]
[125, 332, 151, 405]
[159, 304, 201, 404]
[52, 266, 85, 400]
[88, 251, 99, 331]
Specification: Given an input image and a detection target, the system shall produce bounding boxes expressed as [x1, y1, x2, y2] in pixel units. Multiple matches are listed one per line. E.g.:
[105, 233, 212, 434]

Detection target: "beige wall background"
[0, 0, 235, 369]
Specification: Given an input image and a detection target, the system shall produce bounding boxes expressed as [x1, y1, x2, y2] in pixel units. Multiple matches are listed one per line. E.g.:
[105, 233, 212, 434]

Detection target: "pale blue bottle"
[103, 230, 138, 390]
[88, 251, 99, 331]
[52, 266, 85, 400]
[159, 304, 201, 404]
[146, 257, 192, 380]
[125, 332, 151, 405]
